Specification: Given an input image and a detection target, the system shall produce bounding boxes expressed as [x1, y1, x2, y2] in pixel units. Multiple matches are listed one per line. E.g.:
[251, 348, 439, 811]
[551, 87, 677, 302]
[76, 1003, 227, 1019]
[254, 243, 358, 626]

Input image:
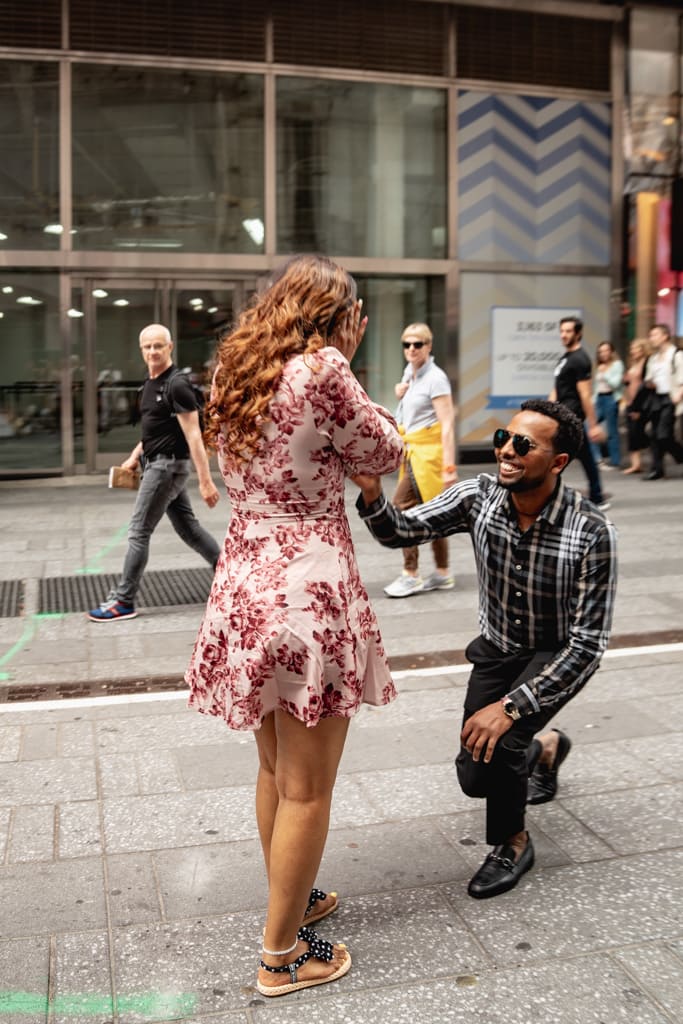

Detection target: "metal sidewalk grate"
[38, 567, 214, 614]
[0, 580, 24, 617]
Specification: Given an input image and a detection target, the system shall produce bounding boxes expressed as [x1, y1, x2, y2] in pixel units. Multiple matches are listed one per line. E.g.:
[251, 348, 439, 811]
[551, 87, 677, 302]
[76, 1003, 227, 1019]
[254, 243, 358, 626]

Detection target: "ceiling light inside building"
[67, 308, 84, 318]
[189, 297, 204, 307]
[2, 286, 14, 294]
[115, 240, 183, 249]
[17, 296, 42, 305]
[92, 289, 108, 298]
[113, 299, 129, 307]
[0, 232, 7, 241]
[208, 306, 218, 314]
[242, 218, 265, 246]
[43, 223, 64, 235]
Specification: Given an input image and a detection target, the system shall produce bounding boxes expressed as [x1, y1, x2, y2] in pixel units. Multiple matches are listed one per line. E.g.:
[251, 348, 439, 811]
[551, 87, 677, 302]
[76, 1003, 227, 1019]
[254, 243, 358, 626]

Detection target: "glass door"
[81, 280, 162, 470]
[79, 277, 261, 472]
[172, 279, 259, 384]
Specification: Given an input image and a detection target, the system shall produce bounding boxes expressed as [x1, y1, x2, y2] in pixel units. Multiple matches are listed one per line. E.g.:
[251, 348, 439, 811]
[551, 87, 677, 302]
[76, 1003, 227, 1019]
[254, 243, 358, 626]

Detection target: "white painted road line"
[1, 641, 682, 714]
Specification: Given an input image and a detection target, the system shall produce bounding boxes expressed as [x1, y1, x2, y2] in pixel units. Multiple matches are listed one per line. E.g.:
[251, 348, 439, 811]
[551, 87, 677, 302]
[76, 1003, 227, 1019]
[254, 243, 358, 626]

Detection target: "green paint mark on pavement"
[0, 618, 38, 670]
[0, 990, 197, 1017]
[0, 613, 65, 680]
[75, 523, 129, 575]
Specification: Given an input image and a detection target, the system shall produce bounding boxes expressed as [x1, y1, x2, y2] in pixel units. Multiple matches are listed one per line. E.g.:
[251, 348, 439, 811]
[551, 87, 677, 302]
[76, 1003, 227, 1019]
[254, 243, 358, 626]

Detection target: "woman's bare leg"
[254, 713, 278, 881]
[257, 710, 350, 988]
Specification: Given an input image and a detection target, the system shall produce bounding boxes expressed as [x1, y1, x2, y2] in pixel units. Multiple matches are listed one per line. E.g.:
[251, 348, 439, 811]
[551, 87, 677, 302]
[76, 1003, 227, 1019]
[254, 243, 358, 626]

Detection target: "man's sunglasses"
[402, 341, 426, 350]
[493, 428, 553, 457]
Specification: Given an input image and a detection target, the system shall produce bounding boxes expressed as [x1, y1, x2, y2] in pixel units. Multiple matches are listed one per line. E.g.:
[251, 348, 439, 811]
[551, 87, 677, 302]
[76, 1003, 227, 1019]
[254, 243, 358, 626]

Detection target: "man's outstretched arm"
[353, 473, 473, 547]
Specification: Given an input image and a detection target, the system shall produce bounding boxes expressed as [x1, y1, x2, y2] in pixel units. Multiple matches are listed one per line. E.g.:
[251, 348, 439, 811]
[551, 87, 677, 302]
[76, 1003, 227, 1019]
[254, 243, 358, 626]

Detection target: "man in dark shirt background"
[355, 400, 617, 900]
[549, 315, 609, 511]
[88, 323, 220, 622]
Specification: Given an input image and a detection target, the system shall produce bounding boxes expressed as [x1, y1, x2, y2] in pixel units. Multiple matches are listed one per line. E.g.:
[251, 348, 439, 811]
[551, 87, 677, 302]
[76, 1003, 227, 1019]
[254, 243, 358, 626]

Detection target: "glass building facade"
[0, 0, 679, 476]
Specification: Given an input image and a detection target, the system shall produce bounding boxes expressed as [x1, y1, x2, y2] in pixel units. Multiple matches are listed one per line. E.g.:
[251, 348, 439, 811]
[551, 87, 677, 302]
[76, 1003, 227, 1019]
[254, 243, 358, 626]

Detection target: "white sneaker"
[422, 571, 455, 591]
[383, 573, 424, 598]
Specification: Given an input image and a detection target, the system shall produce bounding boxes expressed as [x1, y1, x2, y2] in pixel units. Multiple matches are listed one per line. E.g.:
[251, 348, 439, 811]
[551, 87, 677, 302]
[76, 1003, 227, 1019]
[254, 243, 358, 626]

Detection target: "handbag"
[630, 383, 653, 422]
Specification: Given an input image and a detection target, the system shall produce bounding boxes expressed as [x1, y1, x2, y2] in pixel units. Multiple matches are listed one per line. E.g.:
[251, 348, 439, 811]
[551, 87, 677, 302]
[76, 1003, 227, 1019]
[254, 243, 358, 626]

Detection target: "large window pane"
[277, 78, 447, 258]
[0, 271, 62, 472]
[627, 10, 681, 188]
[0, 62, 60, 251]
[72, 66, 264, 253]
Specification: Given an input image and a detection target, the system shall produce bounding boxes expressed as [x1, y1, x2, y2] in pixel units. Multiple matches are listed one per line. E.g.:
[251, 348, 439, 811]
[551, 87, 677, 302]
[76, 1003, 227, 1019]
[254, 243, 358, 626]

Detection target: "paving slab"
[612, 944, 683, 1023]
[0, 757, 97, 806]
[53, 931, 112, 1024]
[562, 782, 683, 853]
[0, 857, 107, 936]
[105, 852, 163, 928]
[0, 936, 51, 1024]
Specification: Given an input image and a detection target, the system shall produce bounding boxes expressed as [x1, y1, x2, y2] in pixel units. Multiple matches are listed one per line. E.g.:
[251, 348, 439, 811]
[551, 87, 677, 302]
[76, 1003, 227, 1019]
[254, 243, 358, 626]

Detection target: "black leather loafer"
[467, 835, 534, 899]
[527, 728, 572, 805]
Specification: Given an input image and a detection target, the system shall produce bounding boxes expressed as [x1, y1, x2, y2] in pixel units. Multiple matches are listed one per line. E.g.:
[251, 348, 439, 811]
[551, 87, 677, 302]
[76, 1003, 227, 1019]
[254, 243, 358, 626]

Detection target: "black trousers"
[648, 394, 683, 473]
[455, 636, 560, 846]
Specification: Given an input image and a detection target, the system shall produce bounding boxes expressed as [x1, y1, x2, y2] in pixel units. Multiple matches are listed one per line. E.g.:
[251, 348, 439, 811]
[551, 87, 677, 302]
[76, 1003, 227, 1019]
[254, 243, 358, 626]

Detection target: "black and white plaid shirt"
[357, 473, 618, 716]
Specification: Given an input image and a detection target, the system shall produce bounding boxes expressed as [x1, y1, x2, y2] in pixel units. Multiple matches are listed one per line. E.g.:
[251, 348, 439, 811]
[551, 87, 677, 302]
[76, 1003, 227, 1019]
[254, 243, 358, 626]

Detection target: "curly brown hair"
[204, 255, 357, 461]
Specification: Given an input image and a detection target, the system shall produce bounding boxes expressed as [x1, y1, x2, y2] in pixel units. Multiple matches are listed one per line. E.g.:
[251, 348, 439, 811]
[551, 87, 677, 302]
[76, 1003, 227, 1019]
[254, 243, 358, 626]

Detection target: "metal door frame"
[79, 277, 164, 471]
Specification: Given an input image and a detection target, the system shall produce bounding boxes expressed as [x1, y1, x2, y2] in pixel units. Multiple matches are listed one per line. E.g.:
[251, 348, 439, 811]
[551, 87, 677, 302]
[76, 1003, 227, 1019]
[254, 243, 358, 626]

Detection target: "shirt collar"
[490, 475, 567, 526]
[414, 355, 435, 379]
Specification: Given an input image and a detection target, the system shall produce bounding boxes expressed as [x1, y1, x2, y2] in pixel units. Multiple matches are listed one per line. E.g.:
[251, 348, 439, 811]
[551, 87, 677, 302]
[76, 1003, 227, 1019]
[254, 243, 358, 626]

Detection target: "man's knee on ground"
[455, 751, 490, 798]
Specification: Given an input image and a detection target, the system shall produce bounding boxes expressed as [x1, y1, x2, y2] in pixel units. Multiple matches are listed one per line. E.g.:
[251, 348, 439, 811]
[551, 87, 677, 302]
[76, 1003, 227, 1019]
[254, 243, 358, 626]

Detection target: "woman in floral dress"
[186, 255, 404, 997]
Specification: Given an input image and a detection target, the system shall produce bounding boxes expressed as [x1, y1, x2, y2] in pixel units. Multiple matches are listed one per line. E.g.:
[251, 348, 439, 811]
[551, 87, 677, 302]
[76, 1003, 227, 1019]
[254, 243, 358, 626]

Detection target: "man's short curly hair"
[520, 399, 584, 462]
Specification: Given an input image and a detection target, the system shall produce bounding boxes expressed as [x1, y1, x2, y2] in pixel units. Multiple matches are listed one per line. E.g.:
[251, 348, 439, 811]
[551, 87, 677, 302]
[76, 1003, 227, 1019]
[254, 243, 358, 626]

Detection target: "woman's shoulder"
[427, 360, 451, 392]
[287, 346, 347, 374]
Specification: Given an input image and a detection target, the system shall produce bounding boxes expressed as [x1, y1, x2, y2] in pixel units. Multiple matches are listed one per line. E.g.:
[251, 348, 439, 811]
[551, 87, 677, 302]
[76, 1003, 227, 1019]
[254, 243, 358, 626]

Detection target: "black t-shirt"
[553, 347, 592, 420]
[139, 364, 199, 458]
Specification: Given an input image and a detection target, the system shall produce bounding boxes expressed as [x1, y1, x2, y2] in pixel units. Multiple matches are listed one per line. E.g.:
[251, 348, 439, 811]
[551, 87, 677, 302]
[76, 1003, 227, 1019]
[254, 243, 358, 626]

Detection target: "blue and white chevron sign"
[458, 91, 611, 265]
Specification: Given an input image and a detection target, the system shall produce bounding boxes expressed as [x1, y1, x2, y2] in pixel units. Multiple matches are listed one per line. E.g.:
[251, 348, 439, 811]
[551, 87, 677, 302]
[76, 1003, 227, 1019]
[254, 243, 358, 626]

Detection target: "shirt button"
[516, 591, 522, 597]
[515, 564, 522, 571]
[515, 618, 521, 625]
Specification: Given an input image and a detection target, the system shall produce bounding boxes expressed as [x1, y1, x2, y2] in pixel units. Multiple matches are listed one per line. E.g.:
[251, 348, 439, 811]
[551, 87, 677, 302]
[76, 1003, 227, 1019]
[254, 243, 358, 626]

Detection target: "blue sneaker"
[88, 598, 137, 622]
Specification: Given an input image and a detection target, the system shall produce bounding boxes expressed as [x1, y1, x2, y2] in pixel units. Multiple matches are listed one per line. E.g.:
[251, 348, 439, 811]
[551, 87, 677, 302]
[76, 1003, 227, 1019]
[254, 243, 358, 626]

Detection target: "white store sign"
[489, 307, 581, 408]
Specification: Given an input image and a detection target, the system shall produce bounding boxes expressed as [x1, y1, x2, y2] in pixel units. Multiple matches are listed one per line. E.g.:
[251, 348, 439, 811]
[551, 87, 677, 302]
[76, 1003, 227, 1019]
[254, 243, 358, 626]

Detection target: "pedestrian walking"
[642, 323, 683, 480]
[355, 399, 617, 899]
[383, 322, 456, 598]
[186, 255, 404, 996]
[549, 316, 609, 510]
[590, 341, 624, 468]
[622, 338, 651, 475]
[88, 323, 220, 622]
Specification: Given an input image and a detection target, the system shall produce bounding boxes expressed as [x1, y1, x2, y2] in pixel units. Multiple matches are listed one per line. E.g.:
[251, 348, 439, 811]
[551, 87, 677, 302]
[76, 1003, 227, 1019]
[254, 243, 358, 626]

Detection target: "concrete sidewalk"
[0, 463, 682, 1022]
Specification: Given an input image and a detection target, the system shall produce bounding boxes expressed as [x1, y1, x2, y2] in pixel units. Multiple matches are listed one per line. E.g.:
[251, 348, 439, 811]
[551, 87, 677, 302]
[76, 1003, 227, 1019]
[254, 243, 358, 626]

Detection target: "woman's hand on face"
[333, 300, 367, 362]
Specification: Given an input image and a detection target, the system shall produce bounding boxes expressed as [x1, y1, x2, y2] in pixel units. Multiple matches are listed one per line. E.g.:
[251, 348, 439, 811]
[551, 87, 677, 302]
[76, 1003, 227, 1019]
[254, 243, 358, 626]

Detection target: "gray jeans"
[114, 456, 221, 605]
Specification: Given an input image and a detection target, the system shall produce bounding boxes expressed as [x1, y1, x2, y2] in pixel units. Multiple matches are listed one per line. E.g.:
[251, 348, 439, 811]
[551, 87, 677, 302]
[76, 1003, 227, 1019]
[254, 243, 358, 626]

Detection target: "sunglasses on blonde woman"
[402, 341, 426, 350]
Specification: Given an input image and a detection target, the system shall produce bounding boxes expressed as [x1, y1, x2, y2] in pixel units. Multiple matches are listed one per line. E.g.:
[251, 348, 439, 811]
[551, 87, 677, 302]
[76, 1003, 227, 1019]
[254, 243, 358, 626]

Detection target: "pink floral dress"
[186, 347, 404, 730]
